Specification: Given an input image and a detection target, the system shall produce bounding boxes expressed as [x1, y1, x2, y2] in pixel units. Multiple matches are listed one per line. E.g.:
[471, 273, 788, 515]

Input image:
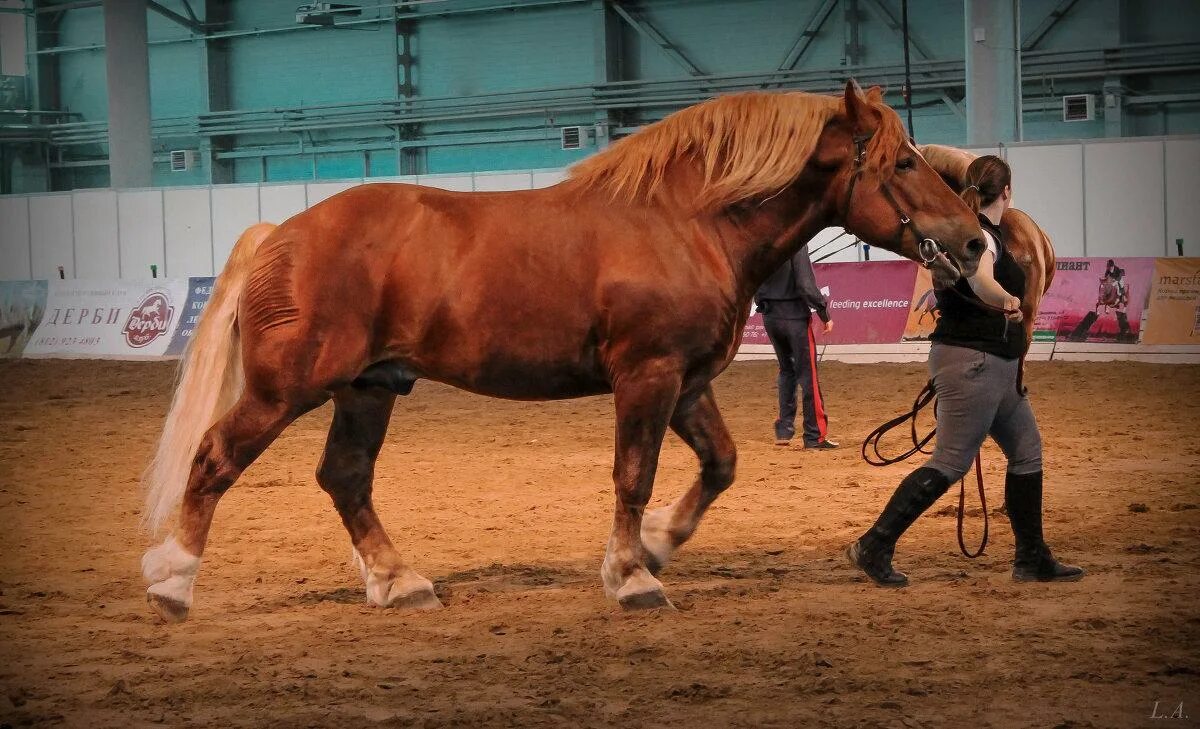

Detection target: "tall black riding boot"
[1068, 311, 1098, 342]
[1006, 470, 1085, 582]
[847, 466, 951, 587]
[1116, 311, 1135, 343]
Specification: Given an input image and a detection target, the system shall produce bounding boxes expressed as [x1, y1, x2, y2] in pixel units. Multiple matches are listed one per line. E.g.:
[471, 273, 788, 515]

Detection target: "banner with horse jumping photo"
[1034, 257, 1156, 343]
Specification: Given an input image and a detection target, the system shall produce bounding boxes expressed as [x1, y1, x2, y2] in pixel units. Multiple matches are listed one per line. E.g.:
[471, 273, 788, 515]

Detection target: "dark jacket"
[930, 214, 1027, 359]
[754, 246, 831, 322]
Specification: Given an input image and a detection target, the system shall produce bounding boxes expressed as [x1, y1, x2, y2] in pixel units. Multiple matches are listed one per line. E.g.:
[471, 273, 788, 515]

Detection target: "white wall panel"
[1005, 144, 1085, 257]
[211, 185, 261, 273]
[71, 190, 119, 279]
[164, 188, 213, 277]
[0, 196, 31, 279]
[1165, 139, 1200, 257]
[809, 228, 862, 263]
[1084, 140, 1164, 257]
[531, 170, 568, 189]
[259, 184, 306, 223]
[473, 172, 533, 191]
[418, 174, 473, 192]
[868, 245, 902, 263]
[306, 181, 359, 207]
[117, 190, 164, 279]
[29, 195, 74, 279]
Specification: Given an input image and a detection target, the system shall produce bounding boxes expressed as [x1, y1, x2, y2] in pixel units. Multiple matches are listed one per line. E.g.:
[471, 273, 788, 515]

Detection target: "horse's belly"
[431, 360, 611, 400]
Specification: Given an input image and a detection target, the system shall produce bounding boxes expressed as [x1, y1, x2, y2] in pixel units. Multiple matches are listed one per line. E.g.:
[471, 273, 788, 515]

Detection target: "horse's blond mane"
[568, 90, 908, 209]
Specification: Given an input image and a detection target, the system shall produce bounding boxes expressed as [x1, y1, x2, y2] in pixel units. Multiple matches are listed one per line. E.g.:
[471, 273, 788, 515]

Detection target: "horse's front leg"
[601, 360, 682, 610]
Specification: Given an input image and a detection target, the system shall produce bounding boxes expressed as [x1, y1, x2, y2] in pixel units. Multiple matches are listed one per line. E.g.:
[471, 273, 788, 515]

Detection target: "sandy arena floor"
[0, 358, 1197, 728]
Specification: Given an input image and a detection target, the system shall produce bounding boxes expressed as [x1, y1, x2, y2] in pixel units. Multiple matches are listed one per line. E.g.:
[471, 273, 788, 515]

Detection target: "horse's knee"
[702, 447, 736, 493]
[316, 450, 374, 507]
[186, 437, 240, 498]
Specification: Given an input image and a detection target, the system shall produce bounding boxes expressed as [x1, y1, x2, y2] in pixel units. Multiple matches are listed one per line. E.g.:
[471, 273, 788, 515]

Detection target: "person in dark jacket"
[755, 245, 838, 450]
[846, 155, 1083, 587]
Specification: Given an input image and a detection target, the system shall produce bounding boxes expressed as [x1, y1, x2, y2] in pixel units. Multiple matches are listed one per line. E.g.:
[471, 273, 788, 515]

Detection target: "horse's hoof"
[615, 571, 674, 611]
[384, 574, 443, 610]
[147, 592, 189, 624]
[618, 588, 675, 611]
[387, 586, 443, 610]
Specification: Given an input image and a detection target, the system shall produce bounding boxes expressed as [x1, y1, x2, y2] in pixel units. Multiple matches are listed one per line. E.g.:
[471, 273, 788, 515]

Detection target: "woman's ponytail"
[960, 155, 1011, 213]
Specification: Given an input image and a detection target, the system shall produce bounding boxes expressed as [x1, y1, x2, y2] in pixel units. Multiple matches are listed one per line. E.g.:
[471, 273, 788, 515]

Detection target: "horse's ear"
[865, 86, 884, 104]
[843, 79, 871, 133]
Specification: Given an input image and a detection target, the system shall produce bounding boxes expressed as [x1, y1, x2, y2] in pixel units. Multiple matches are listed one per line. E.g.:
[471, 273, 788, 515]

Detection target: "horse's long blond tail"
[142, 222, 276, 535]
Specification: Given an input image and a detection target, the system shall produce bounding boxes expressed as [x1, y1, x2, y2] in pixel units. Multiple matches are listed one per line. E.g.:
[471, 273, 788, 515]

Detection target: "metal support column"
[592, 0, 621, 148]
[103, 0, 153, 188]
[843, 0, 860, 68]
[200, 0, 232, 183]
[395, 1, 420, 175]
[964, 0, 1021, 145]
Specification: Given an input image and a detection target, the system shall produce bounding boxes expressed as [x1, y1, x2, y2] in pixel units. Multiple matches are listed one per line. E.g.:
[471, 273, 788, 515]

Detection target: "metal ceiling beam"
[147, 0, 204, 33]
[35, 1, 100, 13]
[609, 1, 704, 77]
[1022, 0, 1080, 52]
[861, 0, 962, 118]
[778, 0, 839, 71]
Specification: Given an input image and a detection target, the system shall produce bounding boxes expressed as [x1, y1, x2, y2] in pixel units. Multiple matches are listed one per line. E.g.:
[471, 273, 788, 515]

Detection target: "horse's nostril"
[966, 238, 986, 258]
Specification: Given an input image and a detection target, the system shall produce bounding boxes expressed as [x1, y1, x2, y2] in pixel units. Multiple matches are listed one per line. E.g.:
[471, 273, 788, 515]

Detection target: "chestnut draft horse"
[918, 143, 1057, 343]
[141, 82, 986, 623]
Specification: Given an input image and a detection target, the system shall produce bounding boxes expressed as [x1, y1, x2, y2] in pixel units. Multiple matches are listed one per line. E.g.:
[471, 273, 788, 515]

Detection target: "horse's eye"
[897, 157, 916, 171]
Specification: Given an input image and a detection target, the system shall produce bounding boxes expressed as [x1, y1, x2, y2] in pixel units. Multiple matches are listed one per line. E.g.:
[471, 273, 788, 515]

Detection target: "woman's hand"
[1005, 296, 1024, 323]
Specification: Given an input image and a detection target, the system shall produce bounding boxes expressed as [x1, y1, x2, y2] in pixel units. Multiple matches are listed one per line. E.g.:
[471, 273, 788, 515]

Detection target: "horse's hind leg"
[317, 387, 441, 610]
[640, 385, 737, 574]
[142, 392, 304, 623]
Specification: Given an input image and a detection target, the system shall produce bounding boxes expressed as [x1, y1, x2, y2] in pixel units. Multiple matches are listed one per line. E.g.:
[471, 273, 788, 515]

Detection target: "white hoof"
[142, 537, 200, 623]
[365, 567, 442, 610]
[386, 576, 443, 610]
[616, 571, 674, 611]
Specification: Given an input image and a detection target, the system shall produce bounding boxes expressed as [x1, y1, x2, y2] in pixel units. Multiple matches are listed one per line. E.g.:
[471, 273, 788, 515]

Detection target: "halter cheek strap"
[841, 131, 948, 270]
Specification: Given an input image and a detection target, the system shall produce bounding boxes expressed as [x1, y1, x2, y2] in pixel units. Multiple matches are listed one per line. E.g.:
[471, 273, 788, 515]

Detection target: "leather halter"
[841, 132, 951, 271]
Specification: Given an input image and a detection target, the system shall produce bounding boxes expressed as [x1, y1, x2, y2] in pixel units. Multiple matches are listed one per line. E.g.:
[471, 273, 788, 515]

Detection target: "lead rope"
[861, 383, 991, 559]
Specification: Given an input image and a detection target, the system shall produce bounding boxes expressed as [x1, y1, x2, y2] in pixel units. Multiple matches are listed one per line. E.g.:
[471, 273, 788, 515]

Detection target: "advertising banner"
[742, 310, 771, 346]
[0, 280, 49, 358]
[24, 279, 190, 358]
[1033, 257, 1156, 343]
[1142, 258, 1200, 345]
[165, 277, 217, 356]
[811, 261, 917, 345]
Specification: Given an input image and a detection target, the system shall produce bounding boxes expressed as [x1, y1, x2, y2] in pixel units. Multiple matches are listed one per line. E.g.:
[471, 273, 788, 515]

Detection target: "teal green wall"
[4, 0, 1199, 192]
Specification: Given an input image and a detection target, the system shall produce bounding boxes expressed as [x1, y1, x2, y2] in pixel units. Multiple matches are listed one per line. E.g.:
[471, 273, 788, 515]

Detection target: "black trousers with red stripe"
[763, 314, 828, 446]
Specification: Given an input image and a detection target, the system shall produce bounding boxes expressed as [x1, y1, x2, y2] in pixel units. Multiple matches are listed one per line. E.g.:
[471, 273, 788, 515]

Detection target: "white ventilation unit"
[1062, 94, 1095, 122]
[560, 126, 585, 150]
[169, 150, 197, 172]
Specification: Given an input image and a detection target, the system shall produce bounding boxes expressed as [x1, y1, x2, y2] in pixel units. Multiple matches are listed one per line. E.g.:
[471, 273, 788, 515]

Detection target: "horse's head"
[819, 81, 985, 286]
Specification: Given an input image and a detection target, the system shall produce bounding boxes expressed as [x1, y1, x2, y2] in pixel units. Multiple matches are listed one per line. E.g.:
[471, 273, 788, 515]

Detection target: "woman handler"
[847, 155, 1083, 586]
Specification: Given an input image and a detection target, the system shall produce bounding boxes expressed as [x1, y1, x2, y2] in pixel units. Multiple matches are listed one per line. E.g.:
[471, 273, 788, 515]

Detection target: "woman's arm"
[966, 249, 1023, 321]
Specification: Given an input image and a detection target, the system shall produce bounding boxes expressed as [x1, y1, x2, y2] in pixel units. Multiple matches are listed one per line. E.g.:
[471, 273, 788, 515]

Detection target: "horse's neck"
[714, 192, 834, 302]
[642, 164, 835, 302]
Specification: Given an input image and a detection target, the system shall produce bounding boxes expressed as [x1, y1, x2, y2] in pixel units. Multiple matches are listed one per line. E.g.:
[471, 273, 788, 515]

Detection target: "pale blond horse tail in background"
[141, 222, 277, 535]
